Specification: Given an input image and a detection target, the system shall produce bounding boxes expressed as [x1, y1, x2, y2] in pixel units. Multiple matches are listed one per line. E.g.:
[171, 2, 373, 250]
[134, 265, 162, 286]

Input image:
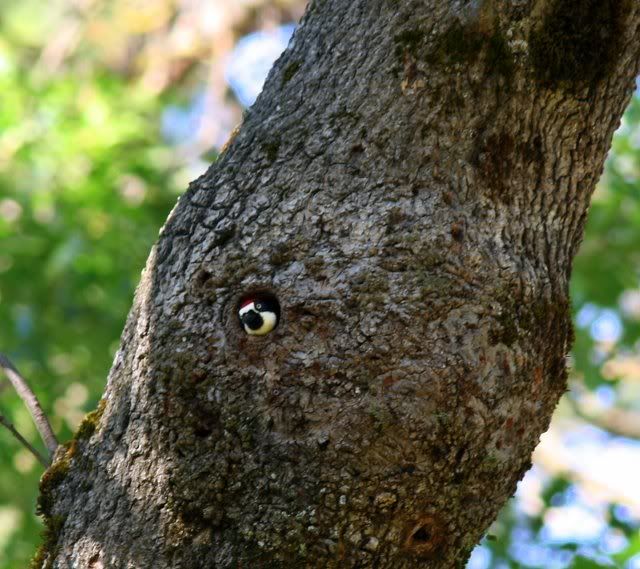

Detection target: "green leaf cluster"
[0, 5, 190, 565]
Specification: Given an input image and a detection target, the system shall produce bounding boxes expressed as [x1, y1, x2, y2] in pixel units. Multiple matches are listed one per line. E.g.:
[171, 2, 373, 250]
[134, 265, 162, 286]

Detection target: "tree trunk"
[35, 1, 640, 568]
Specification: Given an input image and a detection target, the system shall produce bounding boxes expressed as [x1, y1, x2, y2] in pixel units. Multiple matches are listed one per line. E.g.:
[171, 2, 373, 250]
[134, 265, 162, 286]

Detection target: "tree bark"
[35, 1, 640, 568]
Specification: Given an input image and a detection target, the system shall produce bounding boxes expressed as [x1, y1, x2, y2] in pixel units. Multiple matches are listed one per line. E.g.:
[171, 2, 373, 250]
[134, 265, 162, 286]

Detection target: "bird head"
[238, 295, 280, 336]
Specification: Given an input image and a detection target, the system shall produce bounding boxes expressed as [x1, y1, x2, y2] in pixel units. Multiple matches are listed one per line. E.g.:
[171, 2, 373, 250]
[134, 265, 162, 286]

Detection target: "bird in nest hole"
[238, 295, 280, 336]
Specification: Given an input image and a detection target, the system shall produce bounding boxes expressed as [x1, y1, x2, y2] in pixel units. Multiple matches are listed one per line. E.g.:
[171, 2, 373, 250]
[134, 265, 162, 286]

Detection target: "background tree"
[1, 0, 640, 567]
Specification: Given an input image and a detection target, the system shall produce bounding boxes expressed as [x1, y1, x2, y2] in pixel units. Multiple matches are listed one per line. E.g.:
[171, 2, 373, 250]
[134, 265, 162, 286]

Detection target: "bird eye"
[255, 303, 263, 310]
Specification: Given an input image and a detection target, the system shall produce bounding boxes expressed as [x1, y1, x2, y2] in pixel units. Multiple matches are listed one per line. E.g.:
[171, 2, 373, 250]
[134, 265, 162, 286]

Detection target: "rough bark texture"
[35, 1, 640, 568]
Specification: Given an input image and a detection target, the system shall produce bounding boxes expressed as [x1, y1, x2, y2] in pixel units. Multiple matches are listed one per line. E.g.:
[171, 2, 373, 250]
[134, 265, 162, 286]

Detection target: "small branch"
[0, 353, 58, 458]
[566, 388, 640, 440]
[0, 412, 49, 467]
[572, 400, 640, 440]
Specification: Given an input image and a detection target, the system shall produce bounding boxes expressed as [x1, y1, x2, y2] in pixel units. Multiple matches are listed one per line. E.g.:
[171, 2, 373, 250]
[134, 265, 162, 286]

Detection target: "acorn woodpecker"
[238, 296, 280, 336]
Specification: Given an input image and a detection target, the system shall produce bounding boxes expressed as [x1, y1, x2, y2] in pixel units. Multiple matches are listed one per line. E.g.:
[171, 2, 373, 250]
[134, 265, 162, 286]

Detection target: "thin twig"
[0, 412, 49, 467]
[0, 353, 58, 458]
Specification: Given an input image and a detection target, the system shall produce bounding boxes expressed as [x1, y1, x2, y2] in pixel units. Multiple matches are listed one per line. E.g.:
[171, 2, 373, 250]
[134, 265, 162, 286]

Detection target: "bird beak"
[241, 310, 263, 330]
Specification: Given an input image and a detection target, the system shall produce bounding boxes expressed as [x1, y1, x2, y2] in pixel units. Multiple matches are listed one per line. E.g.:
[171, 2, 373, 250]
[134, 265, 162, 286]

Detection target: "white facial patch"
[238, 302, 256, 317]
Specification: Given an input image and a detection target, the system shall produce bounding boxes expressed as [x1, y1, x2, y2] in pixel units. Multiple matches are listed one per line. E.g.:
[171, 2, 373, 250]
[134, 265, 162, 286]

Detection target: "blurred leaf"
[613, 532, 640, 564]
[570, 557, 612, 569]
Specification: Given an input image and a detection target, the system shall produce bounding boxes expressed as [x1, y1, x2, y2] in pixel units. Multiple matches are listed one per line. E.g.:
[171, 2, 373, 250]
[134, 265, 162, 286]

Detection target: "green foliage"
[572, 96, 640, 389]
[569, 557, 611, 569]
[0, 4, 188, 565]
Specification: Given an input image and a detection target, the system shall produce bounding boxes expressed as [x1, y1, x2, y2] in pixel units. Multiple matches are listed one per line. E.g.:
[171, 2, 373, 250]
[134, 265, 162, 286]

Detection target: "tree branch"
[535, 430, 640, 510]
[569, 395, 640, 440]
[0, 411, 49, 467]
[0, 353, 58, 458]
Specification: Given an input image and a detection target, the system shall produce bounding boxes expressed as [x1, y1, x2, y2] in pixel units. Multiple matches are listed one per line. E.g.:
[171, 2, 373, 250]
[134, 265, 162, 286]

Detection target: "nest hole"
[404, 516, 443, 559]
[236, 290, 281, 335]
[411, 526, 431, 543]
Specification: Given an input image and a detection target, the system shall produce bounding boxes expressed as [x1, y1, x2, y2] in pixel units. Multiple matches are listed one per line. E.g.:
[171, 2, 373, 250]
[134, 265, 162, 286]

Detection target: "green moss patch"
[261, 139, 280, 163]
[31, 400, 109, 567]
[486, 31, 514, 80]
[75, 398, 107, 440]
[394, 22, 514, 79]
[474, 131, 543, 205]
[30, 515, 66, 569]
[394, 28, 426, 58]
[434, 23, 485, 65]
[282, 61, 301, 86]
[529, 0, 626, 89]
[31, 442, 77, 569]
[36, 452, 71, 518]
